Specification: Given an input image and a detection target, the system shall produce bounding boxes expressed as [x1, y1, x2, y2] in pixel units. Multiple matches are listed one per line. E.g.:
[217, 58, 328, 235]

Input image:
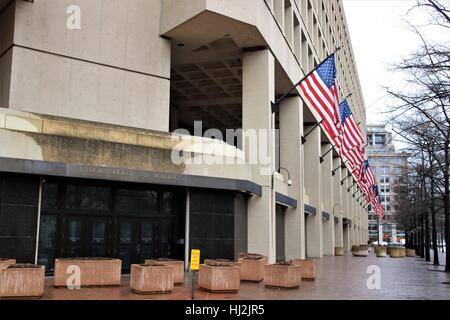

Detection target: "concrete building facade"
[366, 124, 408, 244]
[0, 0, 368, 273]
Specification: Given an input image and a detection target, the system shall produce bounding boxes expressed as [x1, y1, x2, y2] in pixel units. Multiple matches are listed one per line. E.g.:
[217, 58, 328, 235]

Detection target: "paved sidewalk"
[39, 251, 450, 300]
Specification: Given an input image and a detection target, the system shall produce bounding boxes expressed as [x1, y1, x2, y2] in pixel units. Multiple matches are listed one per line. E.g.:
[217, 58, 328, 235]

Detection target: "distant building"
[366, 124, 408, 244]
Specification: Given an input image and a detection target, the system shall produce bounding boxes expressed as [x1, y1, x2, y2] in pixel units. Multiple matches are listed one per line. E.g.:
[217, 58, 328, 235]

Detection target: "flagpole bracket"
[271, 101, 279, 114]
[301, 120, 323, 145]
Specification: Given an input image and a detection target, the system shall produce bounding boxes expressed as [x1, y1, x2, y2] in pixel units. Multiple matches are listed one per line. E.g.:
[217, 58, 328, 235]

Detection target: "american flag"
[339, 100, 365, 163]
[346, 145, 365, 176]
[361, 160, 375, 186]
[370, 185, 384, 219]
[299, 54, 341, 150]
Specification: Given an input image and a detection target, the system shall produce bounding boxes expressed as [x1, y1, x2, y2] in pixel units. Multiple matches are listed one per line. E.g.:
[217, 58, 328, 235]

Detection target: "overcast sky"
[342, 0, 447, 126]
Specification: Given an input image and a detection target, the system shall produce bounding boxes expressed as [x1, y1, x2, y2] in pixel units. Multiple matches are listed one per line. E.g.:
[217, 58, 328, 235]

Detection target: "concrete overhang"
[304, 204, 317, 216]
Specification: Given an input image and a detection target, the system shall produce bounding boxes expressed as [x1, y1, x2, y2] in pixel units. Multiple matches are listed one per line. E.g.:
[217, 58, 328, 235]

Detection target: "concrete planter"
[334, 247, 344, 256]
[204, 259, 241, 268]
[406, 249, 416, 257]
[389, 247, 406, 258]
[352, 245, 369, 257]
[198, 263, 240, 293]
[238, 254, 267, 282]
[145, 259, 184, 285]
[292, 259, 316, 280]
[0, 264, 45, 298]
[130, 263, 174, 294]
[375, 246, 387, 258]
[264, 263, 302, 289]
[386, 246, 393, 255]
[54, 258, 121, 287]
[0, 259, 16, 271]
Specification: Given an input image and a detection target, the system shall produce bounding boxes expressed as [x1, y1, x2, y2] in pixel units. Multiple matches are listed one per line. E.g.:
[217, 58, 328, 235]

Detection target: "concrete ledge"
[0, 156, 262, 196]
[275, 192, 297, 208]
[321, 211, 330, 220]
[304, 204, 316, 215]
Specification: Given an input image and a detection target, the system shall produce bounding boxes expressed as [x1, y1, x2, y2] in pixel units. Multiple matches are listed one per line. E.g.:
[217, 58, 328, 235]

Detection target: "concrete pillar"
[321, 143, 334, 255]
[304, 125, 322, 258]
[341, 168, 350, 251]
[333, 157, 343, 250]
[347, 177, 355, 247]
[243, 49, 276, 263]
[280, 97, 305, 260]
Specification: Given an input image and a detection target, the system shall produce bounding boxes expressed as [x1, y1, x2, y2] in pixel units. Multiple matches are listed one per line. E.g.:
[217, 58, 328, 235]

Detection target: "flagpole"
[332, 160, 348, 176]
[301, 120, 323, 145]
[341, 92, 353, 101]
[340, 172, 352, 186]
[320, 142, 336, 163]
[347, 180, 358, 192]
[271, 47, 341, 113]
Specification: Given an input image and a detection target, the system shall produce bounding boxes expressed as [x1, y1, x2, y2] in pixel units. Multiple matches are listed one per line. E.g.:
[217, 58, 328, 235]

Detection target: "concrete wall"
[6, 0, 171, 131]
[0, 2, 14, 109]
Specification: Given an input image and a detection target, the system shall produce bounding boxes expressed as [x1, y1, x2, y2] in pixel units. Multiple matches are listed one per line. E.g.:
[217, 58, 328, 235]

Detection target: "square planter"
[198, 263, 240, 293]
[375, 246, 387, 258]
[238, 254, 267, 282]
[352, 245, 369, 257]
[334, 247, 344, 256]
[406, 249, 416, 257]
[389, 248, 406, 258]
[292, 259, 316, 280]
[0, 259, 16, 271]
[0, 264, 45, 298]
[54, 258, 121, 287]
[145, 259, 184, 285]
[130, 263, 174, 294]
[204, 259, 241, 268]
[264, 263, 302, 289]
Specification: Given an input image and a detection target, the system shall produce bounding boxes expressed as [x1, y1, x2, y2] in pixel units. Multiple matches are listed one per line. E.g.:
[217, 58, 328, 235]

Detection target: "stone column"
[280, 97, 305, 260]
[333, 157, 343, 250]
[304, 125, 323, 258]
[321, 143, 334, 255]
[243, 49, 276, 263]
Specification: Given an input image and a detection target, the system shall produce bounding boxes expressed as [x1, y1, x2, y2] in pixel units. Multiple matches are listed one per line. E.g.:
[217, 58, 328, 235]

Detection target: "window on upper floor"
[374, 134, 386, 146]
[380, 176, 390, 184]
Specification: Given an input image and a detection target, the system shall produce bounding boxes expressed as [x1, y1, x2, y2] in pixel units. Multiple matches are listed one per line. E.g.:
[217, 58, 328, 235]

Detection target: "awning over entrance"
[304, 204, 317, 216]
[275, 192, 297, 208]
[0, 157, 262, 196]
[343, 218, 352, 226]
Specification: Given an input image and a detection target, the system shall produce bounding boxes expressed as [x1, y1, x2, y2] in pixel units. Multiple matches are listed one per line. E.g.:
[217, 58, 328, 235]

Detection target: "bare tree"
[386, 0, 449, 270]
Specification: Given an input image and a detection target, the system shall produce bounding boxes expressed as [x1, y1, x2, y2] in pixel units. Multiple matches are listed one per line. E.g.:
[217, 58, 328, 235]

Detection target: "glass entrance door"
[118, 218, 158, 270]
[62, 216, 111, 258]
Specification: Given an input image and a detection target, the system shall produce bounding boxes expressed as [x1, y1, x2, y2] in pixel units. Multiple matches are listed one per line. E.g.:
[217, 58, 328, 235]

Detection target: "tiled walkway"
[40, 251, 450, 300]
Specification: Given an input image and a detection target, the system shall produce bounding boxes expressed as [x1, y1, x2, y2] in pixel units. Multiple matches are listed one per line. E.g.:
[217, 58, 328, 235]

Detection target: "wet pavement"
[38, 251, 450, 300]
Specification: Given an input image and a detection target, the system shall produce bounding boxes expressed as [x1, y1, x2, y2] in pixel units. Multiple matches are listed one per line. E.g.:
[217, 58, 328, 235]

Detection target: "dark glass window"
[42, 183, 59, 210]
[159, 219, 174, 258]
[161, 192, 173, 215]
[37, 214, 57, 270]
[64, 185, 110, 211]
[117, 189, 158, 214]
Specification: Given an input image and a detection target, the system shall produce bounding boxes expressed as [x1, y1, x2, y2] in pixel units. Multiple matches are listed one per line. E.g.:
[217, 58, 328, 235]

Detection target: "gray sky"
[342, 0, 446, 126]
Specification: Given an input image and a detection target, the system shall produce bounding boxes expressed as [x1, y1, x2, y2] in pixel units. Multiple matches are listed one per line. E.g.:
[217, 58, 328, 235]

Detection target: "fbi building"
[0, 0, 368, 273]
